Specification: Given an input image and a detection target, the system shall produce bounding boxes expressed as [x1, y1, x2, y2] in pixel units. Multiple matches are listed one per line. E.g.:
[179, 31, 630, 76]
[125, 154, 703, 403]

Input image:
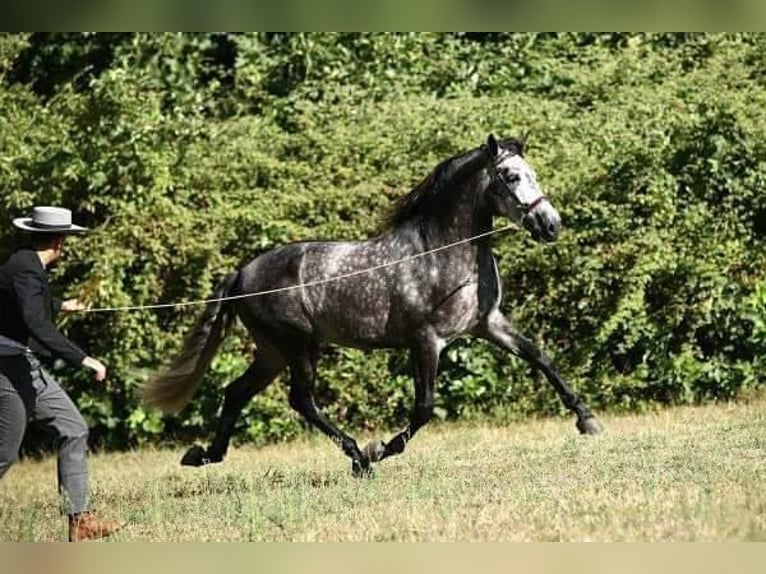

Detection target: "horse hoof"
[576, 417, 604, 435]
[361, 439, 386, 464]
[180, 445, 210, 467]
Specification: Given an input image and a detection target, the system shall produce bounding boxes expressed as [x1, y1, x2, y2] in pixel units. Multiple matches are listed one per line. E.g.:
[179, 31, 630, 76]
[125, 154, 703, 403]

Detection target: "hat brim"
[13, 218, 88, 233]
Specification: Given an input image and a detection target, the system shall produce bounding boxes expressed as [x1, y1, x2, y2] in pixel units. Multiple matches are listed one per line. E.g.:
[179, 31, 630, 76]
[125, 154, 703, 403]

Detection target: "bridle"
[487, 149, 549, 214]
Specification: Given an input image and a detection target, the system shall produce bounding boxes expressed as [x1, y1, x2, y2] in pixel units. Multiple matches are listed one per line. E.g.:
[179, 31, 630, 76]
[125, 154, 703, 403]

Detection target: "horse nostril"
[534, 211, 560, 240]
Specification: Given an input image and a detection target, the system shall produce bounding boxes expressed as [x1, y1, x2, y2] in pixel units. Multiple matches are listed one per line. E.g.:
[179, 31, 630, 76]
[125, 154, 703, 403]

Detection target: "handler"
[0, 206, 120, 542]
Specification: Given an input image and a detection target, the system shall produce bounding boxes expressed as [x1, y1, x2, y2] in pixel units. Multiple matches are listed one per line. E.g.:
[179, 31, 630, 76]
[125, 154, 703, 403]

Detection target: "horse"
[142, 133, 603, 477]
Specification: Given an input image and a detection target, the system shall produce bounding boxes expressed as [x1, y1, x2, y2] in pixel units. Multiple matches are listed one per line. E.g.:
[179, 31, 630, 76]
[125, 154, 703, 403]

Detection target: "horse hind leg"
[287, 348, 369, 477]
[366, 334, 440, 465]
[181, 349, 285, 467]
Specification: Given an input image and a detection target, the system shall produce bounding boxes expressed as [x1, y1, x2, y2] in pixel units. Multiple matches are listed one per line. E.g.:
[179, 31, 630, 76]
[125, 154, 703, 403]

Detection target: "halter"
[488, 149, 549, 214]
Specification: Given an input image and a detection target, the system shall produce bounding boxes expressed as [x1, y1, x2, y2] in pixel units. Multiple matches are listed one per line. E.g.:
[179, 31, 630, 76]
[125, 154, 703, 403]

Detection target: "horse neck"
[419, 170, 494, 248]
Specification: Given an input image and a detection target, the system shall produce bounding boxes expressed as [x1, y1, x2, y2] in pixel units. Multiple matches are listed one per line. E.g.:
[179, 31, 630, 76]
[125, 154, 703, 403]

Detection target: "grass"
[1, 398, 765, 541]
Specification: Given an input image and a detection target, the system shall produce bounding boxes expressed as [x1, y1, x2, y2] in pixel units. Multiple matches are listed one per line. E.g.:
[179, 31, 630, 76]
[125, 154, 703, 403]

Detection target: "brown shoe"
[68, 511, 121, 542]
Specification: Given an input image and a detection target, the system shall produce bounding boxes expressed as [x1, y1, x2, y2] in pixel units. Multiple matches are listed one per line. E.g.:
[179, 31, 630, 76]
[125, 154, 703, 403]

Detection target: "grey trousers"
[0, 353, 90, 515]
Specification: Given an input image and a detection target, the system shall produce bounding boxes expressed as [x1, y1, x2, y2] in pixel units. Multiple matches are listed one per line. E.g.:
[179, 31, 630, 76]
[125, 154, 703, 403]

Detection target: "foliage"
[0, 33, 764, 450]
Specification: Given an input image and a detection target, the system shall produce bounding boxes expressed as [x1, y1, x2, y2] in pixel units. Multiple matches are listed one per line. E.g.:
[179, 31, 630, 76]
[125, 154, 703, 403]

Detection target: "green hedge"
[1, 33, 764, 450]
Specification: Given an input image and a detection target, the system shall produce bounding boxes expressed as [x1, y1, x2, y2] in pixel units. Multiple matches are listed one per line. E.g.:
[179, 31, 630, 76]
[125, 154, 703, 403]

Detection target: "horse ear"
[520, 130, 531, 155]
[487, 134, 499, 157]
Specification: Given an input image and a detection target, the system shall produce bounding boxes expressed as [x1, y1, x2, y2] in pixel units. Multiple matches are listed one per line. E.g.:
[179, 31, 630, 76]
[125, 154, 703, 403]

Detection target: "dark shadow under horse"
[142, 134, 603, 477]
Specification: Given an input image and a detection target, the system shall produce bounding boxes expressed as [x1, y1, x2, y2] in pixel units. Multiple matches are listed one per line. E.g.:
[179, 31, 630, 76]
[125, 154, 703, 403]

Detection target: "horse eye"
[505, 171, 520, 184]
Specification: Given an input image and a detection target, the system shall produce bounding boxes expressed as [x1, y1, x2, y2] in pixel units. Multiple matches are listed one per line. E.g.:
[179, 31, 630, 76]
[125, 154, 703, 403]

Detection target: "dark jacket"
[0, 248, 87, 367]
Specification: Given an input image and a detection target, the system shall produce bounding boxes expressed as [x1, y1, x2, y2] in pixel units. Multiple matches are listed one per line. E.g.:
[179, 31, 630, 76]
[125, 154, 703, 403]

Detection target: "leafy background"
[1, 33, 764, 450]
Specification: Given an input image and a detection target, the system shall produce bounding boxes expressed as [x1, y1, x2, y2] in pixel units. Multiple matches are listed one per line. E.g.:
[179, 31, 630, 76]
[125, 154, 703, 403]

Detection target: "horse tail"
[141, 271, 241, 414]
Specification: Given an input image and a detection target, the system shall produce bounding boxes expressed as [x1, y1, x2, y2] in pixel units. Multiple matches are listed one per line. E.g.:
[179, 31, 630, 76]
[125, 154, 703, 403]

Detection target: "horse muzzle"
[523, 205, 561, 242]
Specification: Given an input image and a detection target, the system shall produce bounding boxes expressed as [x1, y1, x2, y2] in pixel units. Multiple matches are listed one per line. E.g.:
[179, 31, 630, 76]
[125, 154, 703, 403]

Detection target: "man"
[0, 206, 120, 542]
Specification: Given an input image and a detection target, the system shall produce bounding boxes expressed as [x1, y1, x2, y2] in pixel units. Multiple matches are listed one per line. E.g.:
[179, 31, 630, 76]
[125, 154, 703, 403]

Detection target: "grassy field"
[1, 398, 764, 542]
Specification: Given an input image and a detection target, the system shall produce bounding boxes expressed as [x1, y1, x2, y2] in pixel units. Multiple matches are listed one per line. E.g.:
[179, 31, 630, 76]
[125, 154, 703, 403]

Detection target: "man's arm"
[12, 267, 88, 367]
[51, 295, 62, 317]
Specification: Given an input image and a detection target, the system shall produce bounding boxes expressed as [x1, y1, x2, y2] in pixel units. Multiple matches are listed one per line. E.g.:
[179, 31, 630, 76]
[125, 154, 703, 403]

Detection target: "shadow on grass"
[160, 468, 344, 499]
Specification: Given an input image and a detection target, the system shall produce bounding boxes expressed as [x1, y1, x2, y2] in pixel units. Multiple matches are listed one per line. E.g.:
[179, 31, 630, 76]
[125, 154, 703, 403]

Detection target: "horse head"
[484, 133, 561, 242]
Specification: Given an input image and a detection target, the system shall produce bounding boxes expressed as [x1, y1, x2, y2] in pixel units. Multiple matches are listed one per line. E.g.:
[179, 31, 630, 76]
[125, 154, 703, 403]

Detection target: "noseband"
[488, 149, 548, 214]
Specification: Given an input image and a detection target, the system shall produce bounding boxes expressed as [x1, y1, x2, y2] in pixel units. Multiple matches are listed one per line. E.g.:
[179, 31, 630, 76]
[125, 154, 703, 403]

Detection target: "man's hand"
[61, 298, 88, 312]
[81, 356, 107, 382]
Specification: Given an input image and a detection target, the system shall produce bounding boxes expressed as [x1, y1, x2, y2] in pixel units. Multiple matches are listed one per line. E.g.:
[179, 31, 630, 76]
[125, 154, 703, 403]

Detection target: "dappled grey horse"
[142, 134, 603, 476]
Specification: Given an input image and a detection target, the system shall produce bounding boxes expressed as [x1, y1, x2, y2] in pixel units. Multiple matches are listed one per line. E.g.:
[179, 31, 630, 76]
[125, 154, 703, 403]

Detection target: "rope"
[77, 223, 518, 314]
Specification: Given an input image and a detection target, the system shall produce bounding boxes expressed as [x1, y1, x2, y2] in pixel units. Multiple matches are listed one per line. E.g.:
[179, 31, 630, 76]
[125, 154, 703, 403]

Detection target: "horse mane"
[385, 137, 527, 228]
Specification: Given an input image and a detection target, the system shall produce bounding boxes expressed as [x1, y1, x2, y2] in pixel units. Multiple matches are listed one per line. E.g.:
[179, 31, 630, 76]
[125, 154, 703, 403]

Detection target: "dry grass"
[1, 398, 765, 541]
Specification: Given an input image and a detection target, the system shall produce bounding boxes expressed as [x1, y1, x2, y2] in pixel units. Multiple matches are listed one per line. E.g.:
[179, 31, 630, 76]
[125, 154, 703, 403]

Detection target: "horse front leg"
[477, 311, 603, 435]
[363, 334, 441, 465]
